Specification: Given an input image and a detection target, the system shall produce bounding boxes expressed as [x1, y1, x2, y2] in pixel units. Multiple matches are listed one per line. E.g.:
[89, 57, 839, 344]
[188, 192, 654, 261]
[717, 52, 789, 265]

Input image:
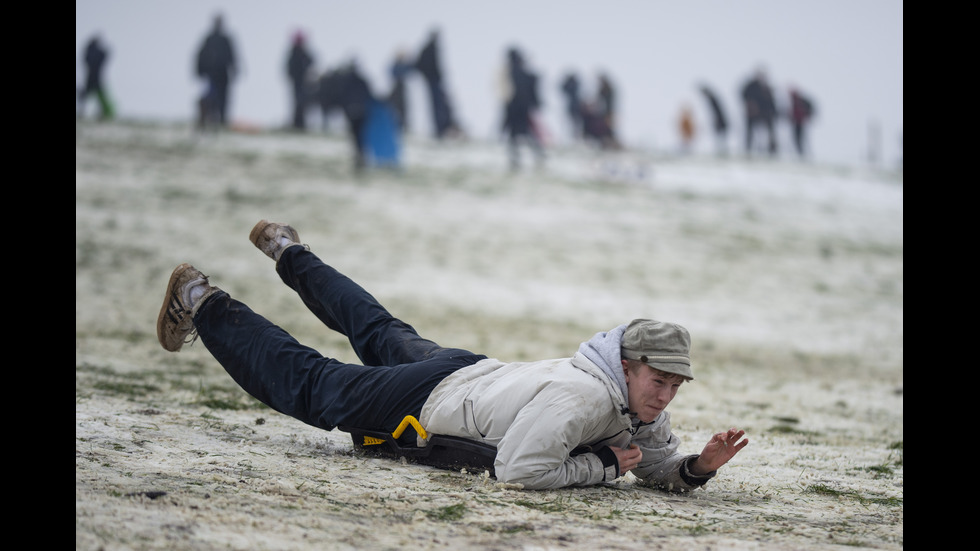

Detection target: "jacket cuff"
[681, 455, 716, 486]
[595, 446, 619, 481]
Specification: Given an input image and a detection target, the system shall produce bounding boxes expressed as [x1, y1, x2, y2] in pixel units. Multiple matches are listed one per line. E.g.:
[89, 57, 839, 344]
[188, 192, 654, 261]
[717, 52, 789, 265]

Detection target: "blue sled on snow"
[360, 99, 401, 168]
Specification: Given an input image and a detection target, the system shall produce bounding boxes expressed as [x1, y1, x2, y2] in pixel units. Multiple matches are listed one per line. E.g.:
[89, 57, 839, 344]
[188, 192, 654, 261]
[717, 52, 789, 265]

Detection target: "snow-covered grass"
[76, 119, 902, 550]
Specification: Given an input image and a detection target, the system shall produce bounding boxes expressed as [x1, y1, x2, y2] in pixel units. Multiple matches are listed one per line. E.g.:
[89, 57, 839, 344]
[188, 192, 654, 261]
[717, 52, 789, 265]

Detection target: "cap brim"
[646, 361, 694, 380]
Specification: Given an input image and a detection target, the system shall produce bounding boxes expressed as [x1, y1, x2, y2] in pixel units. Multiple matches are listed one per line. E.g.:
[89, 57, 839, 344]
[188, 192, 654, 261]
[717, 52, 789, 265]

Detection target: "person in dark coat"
[317, 61, 373, 171]
[415, 29, 459, 139]
[698, 84, 728, 156]
[195, 14, 238, 129]
[576, 72, 620, 150]
[788, 87, 816, 158]
[560, 73, 584, 140]
[597, 73, 617, 140]
[286, 30, 314, 130]
[501, 47, 544, 170]
[387, 50, 413, 133]
[740, 68, 778, 156]
[78, 34, 112, 120]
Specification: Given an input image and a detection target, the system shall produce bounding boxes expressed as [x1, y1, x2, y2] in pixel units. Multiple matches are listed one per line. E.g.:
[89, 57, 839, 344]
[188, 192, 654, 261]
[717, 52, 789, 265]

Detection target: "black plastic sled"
[339, 415, 496, 475]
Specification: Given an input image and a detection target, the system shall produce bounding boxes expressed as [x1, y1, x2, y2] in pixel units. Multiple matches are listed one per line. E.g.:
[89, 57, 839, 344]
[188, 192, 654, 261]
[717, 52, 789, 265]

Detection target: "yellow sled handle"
[391, 415, 428, 440]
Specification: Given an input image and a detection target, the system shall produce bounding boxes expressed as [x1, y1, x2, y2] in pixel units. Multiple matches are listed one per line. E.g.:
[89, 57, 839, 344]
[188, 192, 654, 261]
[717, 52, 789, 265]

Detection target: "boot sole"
[249, 219, 273, 249]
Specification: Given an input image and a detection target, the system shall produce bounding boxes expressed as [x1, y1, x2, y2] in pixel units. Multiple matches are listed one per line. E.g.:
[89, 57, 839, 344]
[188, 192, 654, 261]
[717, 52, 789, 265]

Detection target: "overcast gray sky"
[76, 0, 903, 168]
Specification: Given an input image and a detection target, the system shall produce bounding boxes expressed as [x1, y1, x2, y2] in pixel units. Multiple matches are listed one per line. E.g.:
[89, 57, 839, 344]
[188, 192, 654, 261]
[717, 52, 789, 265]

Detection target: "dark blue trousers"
[193, 245, 486, 435]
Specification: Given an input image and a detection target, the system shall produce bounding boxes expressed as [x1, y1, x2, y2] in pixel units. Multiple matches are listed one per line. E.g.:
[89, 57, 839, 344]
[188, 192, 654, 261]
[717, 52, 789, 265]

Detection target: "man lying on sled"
[157, 220, 747, 491]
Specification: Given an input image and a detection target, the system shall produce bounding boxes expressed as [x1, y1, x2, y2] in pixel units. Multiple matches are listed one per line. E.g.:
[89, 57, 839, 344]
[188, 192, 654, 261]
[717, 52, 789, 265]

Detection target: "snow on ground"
[76, 120, 902, 550]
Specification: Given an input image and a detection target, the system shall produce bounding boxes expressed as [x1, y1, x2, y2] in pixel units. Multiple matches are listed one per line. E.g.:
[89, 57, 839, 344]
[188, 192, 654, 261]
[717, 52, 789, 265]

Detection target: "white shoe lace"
[180, 275, 210, 347]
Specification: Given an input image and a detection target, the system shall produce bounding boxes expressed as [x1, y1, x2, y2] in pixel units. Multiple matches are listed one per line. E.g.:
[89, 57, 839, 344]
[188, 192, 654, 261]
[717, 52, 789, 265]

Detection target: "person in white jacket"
[157, 220, 748, 491]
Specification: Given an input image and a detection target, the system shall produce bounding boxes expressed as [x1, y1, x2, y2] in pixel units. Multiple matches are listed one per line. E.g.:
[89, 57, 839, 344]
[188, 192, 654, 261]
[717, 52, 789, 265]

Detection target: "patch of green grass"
[427, 502, 466, 521]
[79, 361, 262, 411]
[514, 497, 571, 513]
[804, 483, 902, 507]
[230, 151, 260, 165]
[769, 424, 821, 437]
[76, 362, 117, 376]
[158, 185, 203, 201]
[758, 523, 796, 535]
[888, 440, 904, 466]
[196, 397, 252, 410]
[190, 380, 267, 410]
[863, 463, 894, 477]
[93, 380, 161, 396]
[686, 523, 710, 536]
[223, 185, 271, 205]
[480, 522, 534, 534]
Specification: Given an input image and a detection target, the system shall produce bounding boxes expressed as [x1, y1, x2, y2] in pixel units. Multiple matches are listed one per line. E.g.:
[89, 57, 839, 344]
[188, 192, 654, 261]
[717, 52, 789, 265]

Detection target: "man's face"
[622, 361, 683, 423]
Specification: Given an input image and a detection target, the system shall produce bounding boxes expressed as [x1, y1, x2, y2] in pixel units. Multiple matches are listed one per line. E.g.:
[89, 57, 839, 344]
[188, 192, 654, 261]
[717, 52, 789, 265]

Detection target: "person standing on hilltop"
[678, 104, 696, 155]
[195, 13, 239, 130]
[78, 33, 113, 120]
[698, 84, 728, 156]
[787, 86, 817, 159]
[597, 73, 618, 142]
[285, 30, 314, 131]
[501, 46, 545, 170]
[316, 60, 374, 171]
[560, 72, 585, 140]
[740, 68, 778, 156]
[415, 28, 461, 139]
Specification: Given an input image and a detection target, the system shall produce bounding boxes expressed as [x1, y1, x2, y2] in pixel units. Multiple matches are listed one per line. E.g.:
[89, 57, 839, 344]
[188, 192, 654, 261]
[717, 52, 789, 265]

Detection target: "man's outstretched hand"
[691, 428, 748, 475]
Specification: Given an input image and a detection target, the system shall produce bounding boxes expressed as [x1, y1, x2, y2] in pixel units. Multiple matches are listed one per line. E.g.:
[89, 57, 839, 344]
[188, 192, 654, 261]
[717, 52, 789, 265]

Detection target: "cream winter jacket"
[418, 352, 716, 491]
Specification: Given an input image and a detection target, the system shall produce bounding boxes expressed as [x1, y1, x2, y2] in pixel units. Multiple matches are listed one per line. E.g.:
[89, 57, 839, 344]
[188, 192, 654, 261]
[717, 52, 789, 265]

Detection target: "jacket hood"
[577, 324, 628, 408]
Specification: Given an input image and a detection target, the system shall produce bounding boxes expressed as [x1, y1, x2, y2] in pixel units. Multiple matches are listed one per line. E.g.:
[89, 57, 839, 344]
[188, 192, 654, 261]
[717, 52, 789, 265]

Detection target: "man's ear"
[621, 359, 630, 381]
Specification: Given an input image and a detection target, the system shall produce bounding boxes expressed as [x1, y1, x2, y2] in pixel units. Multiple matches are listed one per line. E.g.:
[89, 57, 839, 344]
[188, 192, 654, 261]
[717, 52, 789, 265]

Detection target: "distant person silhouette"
[78, 33, 113, 120]
[415, 29, 460, 140]
[678, 105, 696, 154]
[577, 72, 620, 150]
[698, 84, 728, 156]
[560, 73, 584, 140]
[501, 47, 545, 170]
[387, 50, 414, 133]
[740, 68, 778, 156]
[195, 14, 239, 130]
[286, 30, 314, 131]
[787, 86, 816, 158]
[597, 73, 617, 141]
[317, 61, 373, 171]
